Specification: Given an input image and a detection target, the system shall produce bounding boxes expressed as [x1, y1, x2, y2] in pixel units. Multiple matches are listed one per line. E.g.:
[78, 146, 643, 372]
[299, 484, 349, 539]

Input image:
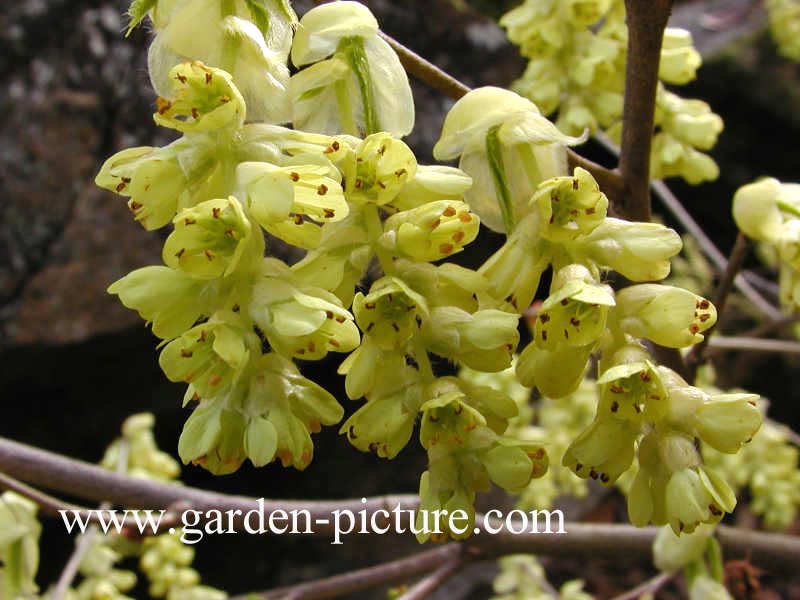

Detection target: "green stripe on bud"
[338, 36, 381, 135]
[485, 125, 516, 234]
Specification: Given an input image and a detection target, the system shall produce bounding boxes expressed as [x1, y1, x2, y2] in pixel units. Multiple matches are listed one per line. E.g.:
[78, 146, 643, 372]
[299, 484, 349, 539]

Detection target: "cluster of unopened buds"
[733, 177, 800, 312]
[500, 0, 723, 183]
[92, 0, 762, 542]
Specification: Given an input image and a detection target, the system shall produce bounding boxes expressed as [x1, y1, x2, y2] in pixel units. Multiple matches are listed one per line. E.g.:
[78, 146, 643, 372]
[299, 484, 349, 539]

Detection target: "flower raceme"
[96, 0, 763, 546]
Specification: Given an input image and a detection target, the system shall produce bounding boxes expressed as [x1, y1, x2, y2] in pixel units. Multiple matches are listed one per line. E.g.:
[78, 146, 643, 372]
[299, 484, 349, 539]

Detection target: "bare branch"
[1, 436, 799, 571]
[234, 544, 461, 600]
[610, 571, 676, 600]
[396, 556, 463, 600]
[687, 233, 751, 380]
[617, 0, 673, 221]
[707, 335, 800, 356]
[0, 471, 96, 522]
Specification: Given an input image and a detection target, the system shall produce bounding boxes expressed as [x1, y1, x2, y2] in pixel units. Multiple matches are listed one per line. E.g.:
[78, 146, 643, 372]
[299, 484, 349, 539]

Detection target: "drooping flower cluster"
[767, 0, 800, 61]
[500, 0, 723, 184]
[97, 1, 554, 538]
[440, 86, 762, 533]
[732, 177, 800, 312]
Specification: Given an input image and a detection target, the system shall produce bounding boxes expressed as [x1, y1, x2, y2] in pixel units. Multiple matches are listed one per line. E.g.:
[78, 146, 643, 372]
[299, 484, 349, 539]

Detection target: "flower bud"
[653, 523, 715, 572]
[660, 93, 723, 150]
[482, 442, 535, 493]
[616, 284, 716, 348]
[689, 575, 734, 600]
[659, 29, 702, 85]
[693, 394, 761, 453]
[516, 341, 592, 399]
[479, 213, 551, 312]
[423, 307, 519, 372]
[390, 165, 473, 211]
[732, 177, 785, 243]
[576, 218, 682, 282]
[243, 416, 278, 467]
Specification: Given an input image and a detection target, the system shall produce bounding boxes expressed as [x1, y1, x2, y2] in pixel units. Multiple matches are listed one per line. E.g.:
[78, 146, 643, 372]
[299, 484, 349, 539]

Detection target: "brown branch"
[686, 232, 751, 381]
[740, 313, 800, 338]
[707, 336, 800, 356]
[379, 31, 470, 101]
[611, 572, 676, 600]
[3, 436, 800, 572]
[0, 436, 419, 536]
[233, 544, 461, 600]
[617, 0, 673, 221]
[396, 556, 463, 600]
[0, 471, 97, 523]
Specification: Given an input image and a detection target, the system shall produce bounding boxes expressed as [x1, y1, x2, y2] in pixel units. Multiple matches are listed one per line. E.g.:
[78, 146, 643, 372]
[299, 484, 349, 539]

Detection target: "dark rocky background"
[1, 0, 799, 597]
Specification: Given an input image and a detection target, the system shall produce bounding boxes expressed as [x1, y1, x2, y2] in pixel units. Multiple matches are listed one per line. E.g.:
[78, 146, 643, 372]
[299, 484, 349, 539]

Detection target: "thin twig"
[650, 179, 781, 320]
[687, 233, 751, 381]
[610, 571, 676, 600]
[617, 0, 673, 221]
[707, 336, 800, 356]
[52, 440, 130, 600]
[379, 31, 469, 100]
[235, 544, 460, 600]
[377, 24, 624, 203]
[396, 557, 463, 600]
[740, 313, 800, 339]
[593, 132, 781, 321]
[2, 437, 800, 571]
[0, 471, 97, 522]
[765, 417, 800, 447]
